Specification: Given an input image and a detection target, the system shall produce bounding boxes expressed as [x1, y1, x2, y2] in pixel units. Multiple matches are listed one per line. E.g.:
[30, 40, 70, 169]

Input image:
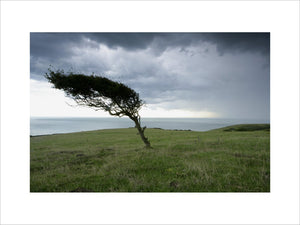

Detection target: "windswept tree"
[45, 69, 151, 148]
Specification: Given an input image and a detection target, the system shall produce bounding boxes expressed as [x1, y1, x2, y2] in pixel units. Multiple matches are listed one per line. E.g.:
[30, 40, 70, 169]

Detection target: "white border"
[1, 1, 299, 224]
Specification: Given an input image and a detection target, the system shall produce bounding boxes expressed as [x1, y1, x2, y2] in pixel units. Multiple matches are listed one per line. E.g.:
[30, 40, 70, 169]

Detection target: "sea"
[30, 117, 270, 136]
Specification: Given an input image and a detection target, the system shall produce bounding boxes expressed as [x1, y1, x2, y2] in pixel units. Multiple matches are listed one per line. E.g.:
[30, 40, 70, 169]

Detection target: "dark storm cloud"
[30, 32, 269, 60]
[199, 33, 270, 55]
[30, 32, 269, 79]
[31, 33, 86, 58]
[30, 33, 85, 79]
[30, 32, 270, 119]
[83, 32, 270, 55]
[85, 33, 157, 50]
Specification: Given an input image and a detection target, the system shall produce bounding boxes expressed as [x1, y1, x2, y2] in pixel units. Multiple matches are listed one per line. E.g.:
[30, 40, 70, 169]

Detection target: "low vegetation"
[30, 124, 270, 192]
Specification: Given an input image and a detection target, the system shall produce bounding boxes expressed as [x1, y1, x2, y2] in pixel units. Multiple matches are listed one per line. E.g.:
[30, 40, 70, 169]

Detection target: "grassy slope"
[30, 124, 270, 192]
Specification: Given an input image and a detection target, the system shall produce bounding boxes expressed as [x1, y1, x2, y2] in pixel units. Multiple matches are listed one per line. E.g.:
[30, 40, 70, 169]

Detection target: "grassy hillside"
[30, 124, 270, 192]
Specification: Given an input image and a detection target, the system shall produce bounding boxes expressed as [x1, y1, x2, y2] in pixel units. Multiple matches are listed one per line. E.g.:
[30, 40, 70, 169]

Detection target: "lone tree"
[45, 69, 151, 148]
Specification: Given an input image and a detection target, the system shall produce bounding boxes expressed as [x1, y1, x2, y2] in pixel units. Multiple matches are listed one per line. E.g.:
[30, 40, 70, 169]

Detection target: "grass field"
[30, 124, 270, 192]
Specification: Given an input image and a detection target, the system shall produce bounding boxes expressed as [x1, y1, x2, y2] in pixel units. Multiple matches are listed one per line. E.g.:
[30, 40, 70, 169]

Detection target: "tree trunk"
[132, 116, 151, 148]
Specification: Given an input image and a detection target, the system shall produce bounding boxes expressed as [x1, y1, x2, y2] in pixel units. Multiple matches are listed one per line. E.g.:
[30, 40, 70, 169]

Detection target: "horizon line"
[30, 116, 270, 120]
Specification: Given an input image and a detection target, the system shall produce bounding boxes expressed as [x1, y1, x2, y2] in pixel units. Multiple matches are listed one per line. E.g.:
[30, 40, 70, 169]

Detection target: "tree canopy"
[45, 69, 151, 148]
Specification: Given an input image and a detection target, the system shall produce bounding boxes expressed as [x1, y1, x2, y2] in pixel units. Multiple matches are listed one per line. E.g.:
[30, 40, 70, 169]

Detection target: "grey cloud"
[86, 33, 156, 50]
[30, 32, 270, 80]
[85, 32, 270, 56]
[31, 33, 86, 59]
[199, 33, 270, 55]
[30, 32, 269, 60]
[30, 32, 270, 119]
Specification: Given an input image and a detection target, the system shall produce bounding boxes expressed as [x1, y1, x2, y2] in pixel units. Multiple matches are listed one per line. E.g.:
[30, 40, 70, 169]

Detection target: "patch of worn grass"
[30, 125, 270, 192]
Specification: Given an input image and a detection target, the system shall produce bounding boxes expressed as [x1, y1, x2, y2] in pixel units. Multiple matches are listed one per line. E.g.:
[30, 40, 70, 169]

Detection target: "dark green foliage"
[45, 69, 143, 118]
[45, 69, 151, 148]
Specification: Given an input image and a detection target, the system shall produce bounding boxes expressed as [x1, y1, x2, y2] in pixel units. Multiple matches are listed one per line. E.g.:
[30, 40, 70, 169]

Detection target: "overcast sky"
[30, 32, 270, 119]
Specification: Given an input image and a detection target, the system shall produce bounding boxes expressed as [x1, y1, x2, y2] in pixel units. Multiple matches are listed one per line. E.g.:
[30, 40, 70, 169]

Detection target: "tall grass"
[30, 124, 270, 192]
